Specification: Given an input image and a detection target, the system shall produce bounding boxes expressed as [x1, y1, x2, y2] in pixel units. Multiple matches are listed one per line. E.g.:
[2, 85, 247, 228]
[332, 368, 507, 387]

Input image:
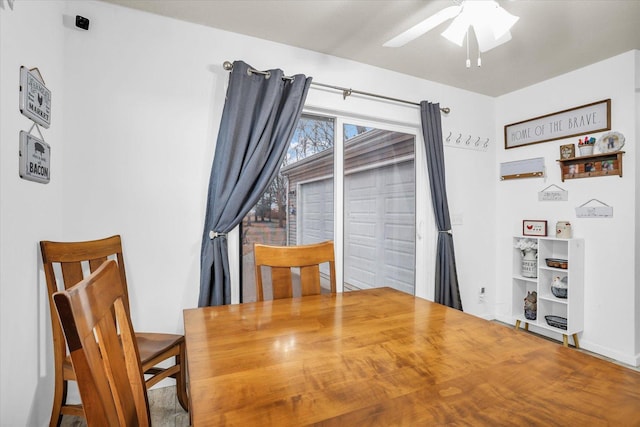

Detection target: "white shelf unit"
[512, 236, 584, 347]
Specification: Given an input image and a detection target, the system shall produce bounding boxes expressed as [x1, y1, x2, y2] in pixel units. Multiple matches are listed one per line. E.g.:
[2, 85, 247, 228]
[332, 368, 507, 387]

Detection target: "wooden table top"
[183, 287, 640, 426]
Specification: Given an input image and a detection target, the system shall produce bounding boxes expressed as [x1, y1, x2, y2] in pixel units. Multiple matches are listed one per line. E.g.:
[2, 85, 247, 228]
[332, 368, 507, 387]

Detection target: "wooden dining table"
[183, 287, 640, 426]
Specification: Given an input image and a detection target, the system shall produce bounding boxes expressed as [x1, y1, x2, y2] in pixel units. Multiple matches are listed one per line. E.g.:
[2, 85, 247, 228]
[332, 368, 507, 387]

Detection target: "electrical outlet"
[479, 286, 486, 302]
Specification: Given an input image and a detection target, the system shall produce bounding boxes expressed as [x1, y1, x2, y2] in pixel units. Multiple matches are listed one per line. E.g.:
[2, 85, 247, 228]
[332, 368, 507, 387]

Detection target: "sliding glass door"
[241, 112, 427, 301]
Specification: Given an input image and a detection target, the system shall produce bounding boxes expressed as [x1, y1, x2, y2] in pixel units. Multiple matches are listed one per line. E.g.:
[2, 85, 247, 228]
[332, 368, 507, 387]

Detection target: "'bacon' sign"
[19, 131, 50, 184]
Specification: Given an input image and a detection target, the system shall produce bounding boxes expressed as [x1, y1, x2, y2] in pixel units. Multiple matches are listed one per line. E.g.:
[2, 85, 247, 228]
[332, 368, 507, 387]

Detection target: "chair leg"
[50, 379, 67, 427]
[176, 344, 189, 411]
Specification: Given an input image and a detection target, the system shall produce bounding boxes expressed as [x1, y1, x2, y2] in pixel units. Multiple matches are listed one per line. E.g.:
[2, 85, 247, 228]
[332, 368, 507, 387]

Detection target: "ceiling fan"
[384, 0, 519, 54]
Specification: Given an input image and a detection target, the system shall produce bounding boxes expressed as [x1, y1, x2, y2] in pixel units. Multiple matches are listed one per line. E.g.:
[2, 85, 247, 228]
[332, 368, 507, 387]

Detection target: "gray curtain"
[199, 61, 312, 306]
[420, 101, 463, 311]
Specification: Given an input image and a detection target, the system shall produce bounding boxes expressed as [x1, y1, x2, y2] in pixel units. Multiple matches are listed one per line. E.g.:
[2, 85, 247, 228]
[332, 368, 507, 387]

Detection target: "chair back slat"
[89, 256, 109, 273]
[53, 260, 150, 426]
[60, 262, 85, 291]
[300, 264, 321, 296]
[254, 241, 336, 302]
[271, 267, 294, 299]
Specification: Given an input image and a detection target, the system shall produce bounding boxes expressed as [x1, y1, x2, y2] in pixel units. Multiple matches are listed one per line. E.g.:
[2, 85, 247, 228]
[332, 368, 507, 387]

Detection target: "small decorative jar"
[556, 221, 572, 239]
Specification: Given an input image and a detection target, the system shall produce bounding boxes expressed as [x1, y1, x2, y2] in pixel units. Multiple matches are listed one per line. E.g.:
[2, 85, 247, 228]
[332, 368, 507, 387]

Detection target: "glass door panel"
[241, 114, 335, 302]
[343, 124, 416, 295]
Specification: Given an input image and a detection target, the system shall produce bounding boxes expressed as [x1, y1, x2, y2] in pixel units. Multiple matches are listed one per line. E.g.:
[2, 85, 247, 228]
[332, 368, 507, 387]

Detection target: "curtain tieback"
[209, 231, 227, 239]
[438, 230, 452, 234]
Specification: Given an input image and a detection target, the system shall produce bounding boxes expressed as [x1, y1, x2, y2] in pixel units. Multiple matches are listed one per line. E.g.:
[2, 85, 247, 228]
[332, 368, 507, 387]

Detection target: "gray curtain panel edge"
[420, 101, 463, 311]
[199, 60, 312, 306]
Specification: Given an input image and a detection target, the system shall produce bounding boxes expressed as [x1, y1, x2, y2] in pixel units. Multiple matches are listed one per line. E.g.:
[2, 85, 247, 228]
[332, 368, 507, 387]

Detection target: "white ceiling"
[100, 0, 640, 97]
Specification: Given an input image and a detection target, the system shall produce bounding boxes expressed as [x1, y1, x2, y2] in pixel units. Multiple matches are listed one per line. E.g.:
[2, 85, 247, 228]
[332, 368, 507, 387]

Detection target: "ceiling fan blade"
[491, 5, 519, 39]
[440, 12, 472, 47]
[474, 23, 512, 52]
[383, 5, 461, 47]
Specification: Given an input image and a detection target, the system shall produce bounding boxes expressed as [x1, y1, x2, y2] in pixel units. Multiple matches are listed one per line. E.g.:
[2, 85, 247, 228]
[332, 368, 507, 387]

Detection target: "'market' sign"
[504, 99, 611, 149]
[19, 66, 51, 128]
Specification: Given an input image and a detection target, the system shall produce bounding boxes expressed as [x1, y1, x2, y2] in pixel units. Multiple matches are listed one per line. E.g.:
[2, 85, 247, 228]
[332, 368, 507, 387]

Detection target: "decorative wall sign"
[19, 129, 50, 184]
[575, 199, 613, 218]
[19, 66, 51, 128]
[559, 144, 575, 159]
[504, 99, 610, 149]
[538, 184, 568, 201]
[523, 220, 547, 236]
[500, 157, 545, 180]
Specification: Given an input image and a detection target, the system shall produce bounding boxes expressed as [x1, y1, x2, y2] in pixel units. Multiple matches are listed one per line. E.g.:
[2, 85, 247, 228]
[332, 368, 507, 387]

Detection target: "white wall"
[495, 51, 638, 365]
[0, 2, 66, 426]
[1, 1, 496, 425]
[441, 109, 497, 319]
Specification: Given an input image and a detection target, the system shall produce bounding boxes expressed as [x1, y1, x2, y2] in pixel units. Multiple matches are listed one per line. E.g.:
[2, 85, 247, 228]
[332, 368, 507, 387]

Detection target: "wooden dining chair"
[253, 240, 336, 301]
[40, 235, 188, 426]
[53, 260, 150, 426]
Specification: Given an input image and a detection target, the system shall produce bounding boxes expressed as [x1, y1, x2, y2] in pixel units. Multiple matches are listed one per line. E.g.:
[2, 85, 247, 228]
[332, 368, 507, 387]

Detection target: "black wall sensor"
[75, 15, 90, 31]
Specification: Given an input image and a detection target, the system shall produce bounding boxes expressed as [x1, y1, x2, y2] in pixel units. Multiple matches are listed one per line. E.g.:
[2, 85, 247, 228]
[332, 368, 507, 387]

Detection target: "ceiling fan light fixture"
[474, 21, 513, 52]
[382, 0, 519, 64]
[440, 0, 518, 51]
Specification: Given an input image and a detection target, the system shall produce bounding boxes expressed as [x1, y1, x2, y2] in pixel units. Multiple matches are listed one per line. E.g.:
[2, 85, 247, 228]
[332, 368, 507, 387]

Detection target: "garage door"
[299, 178, 334, 245]
[344, 160, 415, 295]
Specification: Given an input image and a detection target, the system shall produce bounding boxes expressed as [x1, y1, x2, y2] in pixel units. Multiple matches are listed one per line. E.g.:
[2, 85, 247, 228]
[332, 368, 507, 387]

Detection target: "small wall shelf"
[557, 151, 624, 182]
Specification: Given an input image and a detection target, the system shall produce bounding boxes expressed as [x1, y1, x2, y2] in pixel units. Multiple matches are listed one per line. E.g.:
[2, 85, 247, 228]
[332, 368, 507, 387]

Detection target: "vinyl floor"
[60, 386, 189, 427]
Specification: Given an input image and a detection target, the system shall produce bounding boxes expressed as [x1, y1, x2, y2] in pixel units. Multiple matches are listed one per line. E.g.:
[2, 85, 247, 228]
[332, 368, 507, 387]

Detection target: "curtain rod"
[222, 61, 450, 115]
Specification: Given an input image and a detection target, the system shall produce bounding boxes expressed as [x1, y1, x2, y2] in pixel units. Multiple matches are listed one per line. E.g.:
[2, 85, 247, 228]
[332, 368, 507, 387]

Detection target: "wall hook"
[446, 131, 452, 142]
[456, 134, 462, 143]
[475, 137, 481, 146]
[465, 135, 471, 145]
[484, 138, 489, 148]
